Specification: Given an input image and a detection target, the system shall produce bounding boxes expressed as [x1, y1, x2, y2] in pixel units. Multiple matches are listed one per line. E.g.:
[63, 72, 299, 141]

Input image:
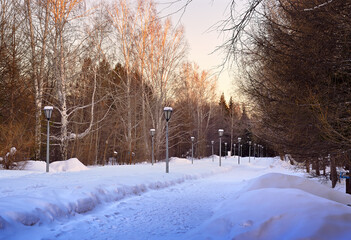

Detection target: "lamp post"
[249, 141, 252, 163]
[211, 140, 214, 162]
[258, 144, 261, 158]
[113, 151, 118, 165]
[164, 107, 173, 173]
[238, 137, 241, 164]
[218, 129, 224, 166]
[224, 142, 227, 158]
[254, 143, 257, 160]
[150, 129, 155, 165]
[43, 106, 53, 173]
[262, 146, 264, 157]
[233, 144, 236, 156]
[191, 136, 195, 164]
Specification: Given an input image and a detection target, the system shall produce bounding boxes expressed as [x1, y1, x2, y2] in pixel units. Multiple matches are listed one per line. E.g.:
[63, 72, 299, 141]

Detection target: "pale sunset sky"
[156, 0, 246, 101]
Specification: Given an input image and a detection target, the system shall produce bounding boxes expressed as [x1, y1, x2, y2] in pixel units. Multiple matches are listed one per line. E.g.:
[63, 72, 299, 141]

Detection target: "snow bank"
[17, 158, 88, 173]
[186, 173, 351, 240]
[0, 157, 233, 233]
[49, 158, 88, 172]
[244, 173, 351, 204]
[18, 160, 47, 172]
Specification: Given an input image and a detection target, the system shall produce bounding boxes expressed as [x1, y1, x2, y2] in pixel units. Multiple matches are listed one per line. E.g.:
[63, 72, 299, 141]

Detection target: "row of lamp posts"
[44, 105, 265, 174]
[212, 129, 266, 167]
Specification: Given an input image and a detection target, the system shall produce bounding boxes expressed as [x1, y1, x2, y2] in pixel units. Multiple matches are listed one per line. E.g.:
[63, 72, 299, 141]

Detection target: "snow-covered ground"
[1, 156, 351, 240]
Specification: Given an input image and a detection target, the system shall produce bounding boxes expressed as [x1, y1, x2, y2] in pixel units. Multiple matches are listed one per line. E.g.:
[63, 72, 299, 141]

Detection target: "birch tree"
[108, 0, 187, 162]
[46, 0, 106, 161]
[24, 0, 51, 160]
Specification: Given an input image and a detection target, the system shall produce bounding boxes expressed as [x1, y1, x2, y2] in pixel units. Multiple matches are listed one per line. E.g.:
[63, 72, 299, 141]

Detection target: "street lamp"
[43, 106, 53, 173]
[191, 136, 195, 164]
[113, 151, 118, 165]
[218, 129, 224, 167]
[150, 129, 155, 165]
[233, 143, 236, 156]
[254, 143, 257, 159]
[164, 107, 173, 173]
[224, 142, 227, 158]
[262, 146, 264, 157]
[249, 141, 252, 163]
[258, 144, 261, 158]
[211, 140, 214, 162]
[238, 137, 241, 164]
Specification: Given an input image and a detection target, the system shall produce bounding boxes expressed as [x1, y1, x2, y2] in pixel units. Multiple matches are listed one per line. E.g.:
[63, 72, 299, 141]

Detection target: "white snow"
[16, 158, 88, 172]
[43, 106, 53, 110]
[9, 147, 16, 155]
[0, 156, 351, 240]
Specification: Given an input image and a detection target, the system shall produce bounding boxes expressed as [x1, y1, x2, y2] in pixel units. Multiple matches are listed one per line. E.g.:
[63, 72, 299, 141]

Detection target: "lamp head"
[163, 107, 173, 122]
[43, 106, 53, 121]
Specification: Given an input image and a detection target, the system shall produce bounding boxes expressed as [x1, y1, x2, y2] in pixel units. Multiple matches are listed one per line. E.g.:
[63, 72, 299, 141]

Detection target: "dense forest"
[226, 0, 351, 189]
[0, 0, 253, 168]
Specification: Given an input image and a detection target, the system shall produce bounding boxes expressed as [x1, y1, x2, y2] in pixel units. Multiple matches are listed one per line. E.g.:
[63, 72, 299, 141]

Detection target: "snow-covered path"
[16, 158, 289, 240]
[2, 157, 351, 240]
[46, 172, 242, 240]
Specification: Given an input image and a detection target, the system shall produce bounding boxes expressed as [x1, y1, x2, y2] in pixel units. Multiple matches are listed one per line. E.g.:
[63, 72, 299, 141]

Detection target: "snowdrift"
[49, 158, 88, 172]
[244, 172, 351, 204]
[186, 173, 351, 240]
[19, 158, 88, 172]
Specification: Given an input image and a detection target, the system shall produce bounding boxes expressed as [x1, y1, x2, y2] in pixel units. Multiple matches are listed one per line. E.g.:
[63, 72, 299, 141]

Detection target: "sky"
[156, 0, 244, 101]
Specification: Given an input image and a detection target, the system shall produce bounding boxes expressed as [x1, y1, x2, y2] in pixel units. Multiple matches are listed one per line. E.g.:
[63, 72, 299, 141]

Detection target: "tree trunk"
[330, 156, 337, 188]
[305, 159, 310, 173]
[315, 160, 320, 176]
[345, 163, 351, 195]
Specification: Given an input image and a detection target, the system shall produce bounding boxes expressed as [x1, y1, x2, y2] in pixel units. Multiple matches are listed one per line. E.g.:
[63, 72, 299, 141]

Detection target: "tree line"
[226, 0, 351, 190]
[0, 0, 253, 168]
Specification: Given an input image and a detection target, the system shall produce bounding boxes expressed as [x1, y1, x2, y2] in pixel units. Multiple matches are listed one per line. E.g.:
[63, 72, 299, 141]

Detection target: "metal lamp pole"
[164, 107, 173, 173]
[191, 136, 195, 164]
[224, 142, 227, 159]
[238, 137, 241, 164]
[234, 144, 236, 156]
[218, 129, 224, 166]
[249, 141, 251, 163]
[211, 140, 214, 162]
[43, 106, 53, 173]
[254, 143, 256, 160]
[150, 129, 155, 165]
[262, 146, 264, 157]
[258, 145, 261, 158]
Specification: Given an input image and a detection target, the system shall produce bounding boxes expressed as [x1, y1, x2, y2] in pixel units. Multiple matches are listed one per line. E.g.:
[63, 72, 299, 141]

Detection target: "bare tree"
[173, 63, 217, 157]
[24, 0, 51, 160]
